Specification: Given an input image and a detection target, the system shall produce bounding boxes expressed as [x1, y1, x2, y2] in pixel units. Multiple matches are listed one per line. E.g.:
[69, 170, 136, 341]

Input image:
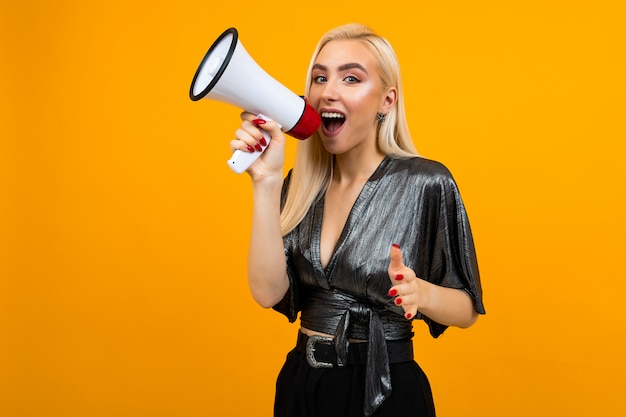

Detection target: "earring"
[376, 112, 387, 122]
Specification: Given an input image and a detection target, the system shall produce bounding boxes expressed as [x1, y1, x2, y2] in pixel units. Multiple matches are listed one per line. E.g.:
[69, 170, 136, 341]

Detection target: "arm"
[247, 177, 290, 307]
[412, 280, 478, 328]
[231, 113, 290, 308]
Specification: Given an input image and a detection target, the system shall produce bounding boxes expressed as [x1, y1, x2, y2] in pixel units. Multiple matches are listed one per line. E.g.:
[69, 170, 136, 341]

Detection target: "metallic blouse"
[273, 155, 485, 416]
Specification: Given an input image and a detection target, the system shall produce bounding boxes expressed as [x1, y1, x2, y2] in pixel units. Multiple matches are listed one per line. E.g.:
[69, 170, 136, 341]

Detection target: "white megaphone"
[189, 28, 321, 174]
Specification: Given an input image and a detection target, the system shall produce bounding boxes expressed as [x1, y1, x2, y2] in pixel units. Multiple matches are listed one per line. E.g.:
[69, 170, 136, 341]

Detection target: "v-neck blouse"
[275, 155, 484, 337]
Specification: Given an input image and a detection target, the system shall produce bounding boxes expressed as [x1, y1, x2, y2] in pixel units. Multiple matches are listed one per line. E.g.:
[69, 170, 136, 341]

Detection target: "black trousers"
[274, 344, 436, 417]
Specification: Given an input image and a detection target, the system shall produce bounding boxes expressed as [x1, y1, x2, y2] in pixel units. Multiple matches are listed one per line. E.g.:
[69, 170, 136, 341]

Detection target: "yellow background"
[2, 1, 625, 416]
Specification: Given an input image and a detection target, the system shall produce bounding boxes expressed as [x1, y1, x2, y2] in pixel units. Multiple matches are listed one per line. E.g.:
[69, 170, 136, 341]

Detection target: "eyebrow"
[312, 63, 368, 73]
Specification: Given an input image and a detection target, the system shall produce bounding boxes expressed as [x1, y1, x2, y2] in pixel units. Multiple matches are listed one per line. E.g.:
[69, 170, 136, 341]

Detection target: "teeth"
[321, 112, 345, 119]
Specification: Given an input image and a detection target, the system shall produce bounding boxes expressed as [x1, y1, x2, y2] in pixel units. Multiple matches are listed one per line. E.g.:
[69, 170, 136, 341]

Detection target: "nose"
[319, 79, 339, 102]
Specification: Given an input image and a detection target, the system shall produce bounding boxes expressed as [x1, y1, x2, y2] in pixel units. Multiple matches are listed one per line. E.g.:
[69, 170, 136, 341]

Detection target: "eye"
[344, 75, 360, 84]
[313, 75, 327, 83]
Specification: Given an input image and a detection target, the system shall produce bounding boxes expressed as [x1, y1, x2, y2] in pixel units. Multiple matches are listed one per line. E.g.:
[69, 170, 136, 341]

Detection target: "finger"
[240, 111, 257, 121]
[388, 243, 409, 286]
[229, 139, 255, 153]
[235, 127, 264, 152]
[388, 280, 415, 302]
[390, 292, 418, 320]
[240, 112, 285, 145]
[389, 243, 404, 271]
[404, 308, 417, 320]
[392, 291, 416, 307]
[389, 243, 420, 285]
[254, 118, 285, 147]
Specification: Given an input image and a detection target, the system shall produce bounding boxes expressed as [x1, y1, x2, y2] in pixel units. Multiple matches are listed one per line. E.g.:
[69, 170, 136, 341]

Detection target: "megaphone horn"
[189, 28, 321, 174]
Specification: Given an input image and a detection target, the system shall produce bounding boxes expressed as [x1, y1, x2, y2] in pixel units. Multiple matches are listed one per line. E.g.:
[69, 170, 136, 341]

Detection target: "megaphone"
[189, 28, 321, 174]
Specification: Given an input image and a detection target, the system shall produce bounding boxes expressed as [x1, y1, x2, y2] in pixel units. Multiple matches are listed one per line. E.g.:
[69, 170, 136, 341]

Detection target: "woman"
[230, 23, 485, 417]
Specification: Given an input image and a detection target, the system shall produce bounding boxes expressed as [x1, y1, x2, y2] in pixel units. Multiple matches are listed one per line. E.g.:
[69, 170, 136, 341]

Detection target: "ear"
[380, 87, 398, 114]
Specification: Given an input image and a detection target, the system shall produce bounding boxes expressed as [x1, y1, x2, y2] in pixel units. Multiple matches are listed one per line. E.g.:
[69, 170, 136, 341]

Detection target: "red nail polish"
[392, 243, 401, 249]
[405, 312, 412, 319]
[252, 118, 266, 125]
[395, 274, 404, 281]
[255, 143, 263, 152]
[259, 137, 267, 147]
[246, 145, 255, 152]
[388, 289, 398, 297]
[395, 297, 402, 305]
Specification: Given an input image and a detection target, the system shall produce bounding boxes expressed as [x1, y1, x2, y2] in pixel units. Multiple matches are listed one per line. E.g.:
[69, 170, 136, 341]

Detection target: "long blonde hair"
[280, 23, 418, 236]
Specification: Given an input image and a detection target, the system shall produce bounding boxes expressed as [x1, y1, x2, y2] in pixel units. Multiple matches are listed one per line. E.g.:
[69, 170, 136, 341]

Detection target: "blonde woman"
[231, 23, 485, 417]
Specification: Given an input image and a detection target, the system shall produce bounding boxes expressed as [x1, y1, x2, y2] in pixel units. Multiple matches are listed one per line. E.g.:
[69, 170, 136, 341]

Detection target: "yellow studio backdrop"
[1, 1, 625, 416]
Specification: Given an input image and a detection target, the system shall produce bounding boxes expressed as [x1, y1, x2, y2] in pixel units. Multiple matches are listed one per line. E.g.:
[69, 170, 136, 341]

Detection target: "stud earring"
[376, 112, 387, 122]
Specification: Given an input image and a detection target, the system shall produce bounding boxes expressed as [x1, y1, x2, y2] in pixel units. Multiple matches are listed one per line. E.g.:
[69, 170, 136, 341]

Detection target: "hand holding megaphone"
[228, 113, 280, 174]
[189, 28, 320, 174]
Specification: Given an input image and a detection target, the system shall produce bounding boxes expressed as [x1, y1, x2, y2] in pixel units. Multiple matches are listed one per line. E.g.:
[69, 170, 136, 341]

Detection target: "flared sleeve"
[415, 163, 485, 337]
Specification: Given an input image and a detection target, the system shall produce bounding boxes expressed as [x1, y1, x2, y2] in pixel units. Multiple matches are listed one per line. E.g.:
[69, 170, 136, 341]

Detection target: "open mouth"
[321, 112, 345, 134]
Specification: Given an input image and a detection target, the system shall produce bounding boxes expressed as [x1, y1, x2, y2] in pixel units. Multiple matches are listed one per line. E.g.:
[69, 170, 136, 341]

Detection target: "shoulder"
[387, 156, 456, 186]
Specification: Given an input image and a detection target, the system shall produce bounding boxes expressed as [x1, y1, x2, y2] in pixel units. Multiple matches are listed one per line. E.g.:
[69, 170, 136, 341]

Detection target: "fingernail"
[395, 297, 403, 305]
[259, 137, 267, 147]
[246, 145, 255, 152]
[405, 312, 413, 319]
[388, 289, 398, 297]
[252, 119, 266, 125]
[392, 243, 400, 249]
[395, 274, 404, 281]
[255, 143, 263, 152]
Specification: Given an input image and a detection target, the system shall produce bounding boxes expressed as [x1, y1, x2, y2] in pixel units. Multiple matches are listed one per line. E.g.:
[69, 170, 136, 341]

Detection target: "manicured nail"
[405, 312, 412, 319]
[392, 243, 400, 249]
[395, 274, 404, 281]
[255, 143, 263, 152]
[246, 145, 255, 152]
[395, 297, 403, 305]
[252, 119, 266, 125]
[259, 137, 267, 147]
[388, 289, 398, 297]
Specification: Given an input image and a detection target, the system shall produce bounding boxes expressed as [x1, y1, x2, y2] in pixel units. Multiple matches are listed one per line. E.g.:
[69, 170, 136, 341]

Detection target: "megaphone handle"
[227, 114, 280, 174]
[227, 130, 271, 174]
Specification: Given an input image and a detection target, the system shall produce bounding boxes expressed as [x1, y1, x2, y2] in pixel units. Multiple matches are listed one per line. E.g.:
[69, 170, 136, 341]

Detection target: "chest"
[320, 182, 366, 269]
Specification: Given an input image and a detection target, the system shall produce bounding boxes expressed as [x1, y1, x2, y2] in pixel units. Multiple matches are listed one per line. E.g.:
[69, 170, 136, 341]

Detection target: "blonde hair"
[280, 23, 418, 236]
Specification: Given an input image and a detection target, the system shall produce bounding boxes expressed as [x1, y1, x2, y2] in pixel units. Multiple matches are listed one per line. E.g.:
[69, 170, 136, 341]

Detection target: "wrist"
[251, 172, 283, 188]
[251, 174, 284, 205]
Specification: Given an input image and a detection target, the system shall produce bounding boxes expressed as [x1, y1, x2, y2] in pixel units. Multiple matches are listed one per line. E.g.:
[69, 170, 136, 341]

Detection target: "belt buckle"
[305, 335, 334, 369]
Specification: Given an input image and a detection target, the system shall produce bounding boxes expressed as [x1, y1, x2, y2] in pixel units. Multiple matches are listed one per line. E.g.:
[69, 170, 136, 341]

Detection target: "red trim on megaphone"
[287, 98, 321, 140]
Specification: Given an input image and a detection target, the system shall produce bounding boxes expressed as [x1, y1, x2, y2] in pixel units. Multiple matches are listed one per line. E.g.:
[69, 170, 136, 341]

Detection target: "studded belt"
[296, 331, 414, 369]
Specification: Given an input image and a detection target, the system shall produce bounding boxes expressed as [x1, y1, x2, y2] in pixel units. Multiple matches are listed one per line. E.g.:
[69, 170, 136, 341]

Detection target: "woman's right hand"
[230, 111, 286, 183]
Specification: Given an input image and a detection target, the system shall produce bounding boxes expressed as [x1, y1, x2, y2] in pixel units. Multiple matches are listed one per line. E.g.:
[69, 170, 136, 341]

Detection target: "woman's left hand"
[387, 243, 423, 320]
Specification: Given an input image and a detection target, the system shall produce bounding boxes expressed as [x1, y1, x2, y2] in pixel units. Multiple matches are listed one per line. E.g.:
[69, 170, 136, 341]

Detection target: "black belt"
[296, 332, 414, 369]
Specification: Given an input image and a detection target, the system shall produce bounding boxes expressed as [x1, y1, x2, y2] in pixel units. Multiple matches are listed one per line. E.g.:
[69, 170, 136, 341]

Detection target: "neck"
[333, 147, 386, 184]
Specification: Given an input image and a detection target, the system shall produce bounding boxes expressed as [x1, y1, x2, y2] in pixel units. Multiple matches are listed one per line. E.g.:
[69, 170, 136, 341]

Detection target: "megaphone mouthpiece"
[286, 98, 320, 140]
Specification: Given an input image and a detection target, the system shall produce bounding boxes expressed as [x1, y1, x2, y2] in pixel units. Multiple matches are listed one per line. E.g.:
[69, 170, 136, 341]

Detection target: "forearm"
[417, 280, 479, 328]
[247, 177, 290, 308]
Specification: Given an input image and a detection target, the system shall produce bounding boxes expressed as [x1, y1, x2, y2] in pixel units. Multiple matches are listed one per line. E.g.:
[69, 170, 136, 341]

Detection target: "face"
[308, 39, 396, 155]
